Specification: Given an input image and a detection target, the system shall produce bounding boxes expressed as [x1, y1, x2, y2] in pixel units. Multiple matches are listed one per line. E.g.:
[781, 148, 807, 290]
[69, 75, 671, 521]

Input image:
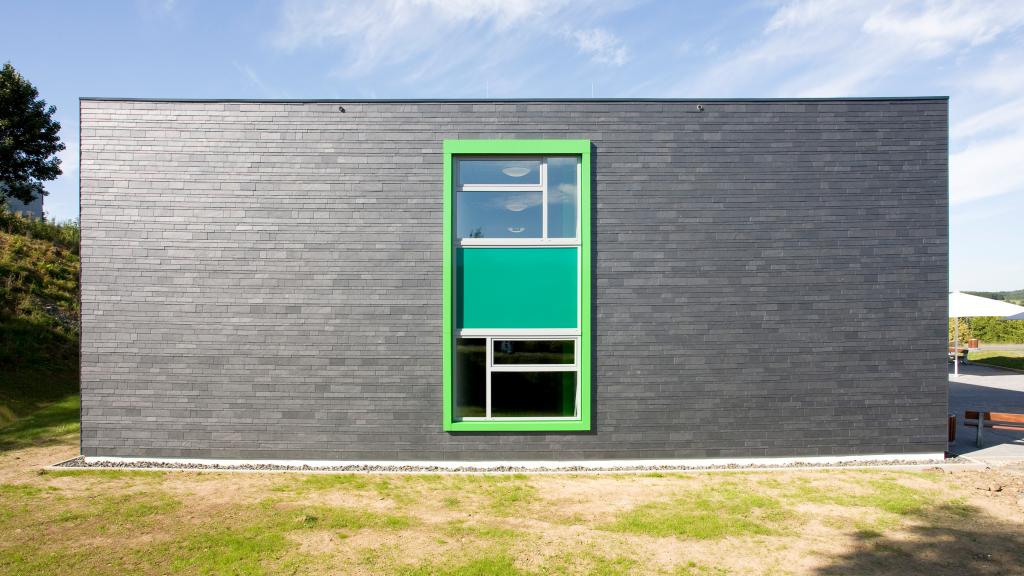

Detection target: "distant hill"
[964, 289, 1024, 305]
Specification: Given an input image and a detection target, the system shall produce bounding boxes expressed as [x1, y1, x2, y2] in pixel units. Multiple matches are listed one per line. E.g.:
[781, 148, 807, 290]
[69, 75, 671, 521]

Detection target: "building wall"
[79, 99, 949, 460]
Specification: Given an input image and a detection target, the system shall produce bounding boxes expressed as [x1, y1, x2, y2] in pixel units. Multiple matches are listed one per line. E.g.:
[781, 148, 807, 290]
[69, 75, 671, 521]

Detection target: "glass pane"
[455, 339, 486, 418]
[547, 157, 578, 238]
[493, 340, 574, 365]
[491, 371, 576, 418]
[457, 191, 542, 239]
[458, 158, 541, 186]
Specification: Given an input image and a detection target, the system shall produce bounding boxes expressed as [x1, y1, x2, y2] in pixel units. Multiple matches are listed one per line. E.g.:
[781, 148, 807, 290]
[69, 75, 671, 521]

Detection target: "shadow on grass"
[971, 355, 1024, 372]
[815, 501, 1024, 576]
[0, 394, 79, 452]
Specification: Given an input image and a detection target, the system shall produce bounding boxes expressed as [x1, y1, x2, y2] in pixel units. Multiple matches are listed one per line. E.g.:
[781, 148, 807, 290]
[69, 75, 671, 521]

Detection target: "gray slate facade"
[79, 98, 948, 461]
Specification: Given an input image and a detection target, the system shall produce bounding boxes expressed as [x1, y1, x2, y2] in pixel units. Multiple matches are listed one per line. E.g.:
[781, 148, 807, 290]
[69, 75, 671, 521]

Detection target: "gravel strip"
[51, 456, 960, 474]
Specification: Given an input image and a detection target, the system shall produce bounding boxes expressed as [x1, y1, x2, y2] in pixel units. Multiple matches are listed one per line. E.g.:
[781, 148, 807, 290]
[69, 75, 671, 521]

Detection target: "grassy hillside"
[0, 207, 80, 446]
[964, 289, 1024, 305]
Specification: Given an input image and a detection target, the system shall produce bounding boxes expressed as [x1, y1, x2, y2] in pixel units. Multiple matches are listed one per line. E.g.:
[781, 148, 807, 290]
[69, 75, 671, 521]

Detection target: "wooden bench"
[964, 411, 1024, 448]
[949, 340, 980, 364]
[948, 347, 969, 364]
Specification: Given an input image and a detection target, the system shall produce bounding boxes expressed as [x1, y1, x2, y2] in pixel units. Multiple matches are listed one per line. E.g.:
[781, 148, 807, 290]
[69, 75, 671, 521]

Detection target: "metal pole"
[976, 412, 983, 448]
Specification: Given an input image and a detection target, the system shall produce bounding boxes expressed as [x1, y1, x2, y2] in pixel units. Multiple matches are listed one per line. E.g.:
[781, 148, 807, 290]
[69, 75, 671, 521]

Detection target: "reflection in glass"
[455, 338, 486, 418]
[457, 191, 542, 238]
[546, 157, 578, 238]
[493, 340, 575, 365]
[491, 372, 576, 417]
[458, 159, 541, 186]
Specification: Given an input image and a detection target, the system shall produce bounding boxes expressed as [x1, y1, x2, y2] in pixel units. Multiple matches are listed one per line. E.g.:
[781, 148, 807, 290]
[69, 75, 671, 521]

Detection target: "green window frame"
[442, 139, 592, 432]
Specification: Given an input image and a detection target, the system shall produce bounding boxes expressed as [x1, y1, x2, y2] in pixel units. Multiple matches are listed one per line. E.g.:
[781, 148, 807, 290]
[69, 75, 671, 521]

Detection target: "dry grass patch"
[2, 437, 1024, 575]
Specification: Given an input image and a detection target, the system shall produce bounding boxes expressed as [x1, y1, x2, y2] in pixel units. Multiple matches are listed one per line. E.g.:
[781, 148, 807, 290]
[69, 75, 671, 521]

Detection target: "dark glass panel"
[455, 338, 486, 418]
[492, 340, 574, 365]
[490, 371, 576, 418]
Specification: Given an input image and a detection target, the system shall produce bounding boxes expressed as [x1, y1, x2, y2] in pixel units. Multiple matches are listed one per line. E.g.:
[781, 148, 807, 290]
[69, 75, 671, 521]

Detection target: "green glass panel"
[457, 247, 577, 329]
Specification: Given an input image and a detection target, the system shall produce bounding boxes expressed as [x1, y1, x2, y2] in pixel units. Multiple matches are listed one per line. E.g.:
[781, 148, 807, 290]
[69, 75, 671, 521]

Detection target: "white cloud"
[951, 130, 1024, 205]
[553, 182, 577, 203]
[496, 193, 542, 212]
[567, 28, 629, 66]
[274, 0, 631, 80]
[691, 0, 1024, 98]
[276, 0, 554, 74]
[233, 62, 285, 98]
[951, 97, 1024, 141]
[862, 2, 1022, 53]
[963, 46, 1024, 97]
[765, 0, 847, 32]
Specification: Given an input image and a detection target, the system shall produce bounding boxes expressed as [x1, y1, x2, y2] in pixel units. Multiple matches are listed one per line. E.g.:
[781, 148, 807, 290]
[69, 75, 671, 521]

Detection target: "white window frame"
[456, 156, 581, 247]
[453, 154, 583, 422]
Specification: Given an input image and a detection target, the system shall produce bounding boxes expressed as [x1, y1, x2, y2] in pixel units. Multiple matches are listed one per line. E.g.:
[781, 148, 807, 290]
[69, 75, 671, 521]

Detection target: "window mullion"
[575, 338, 581, 418]
[490, 364, 578, 372]
[485, 336, 492, 419]
[541, 158, 548, 239]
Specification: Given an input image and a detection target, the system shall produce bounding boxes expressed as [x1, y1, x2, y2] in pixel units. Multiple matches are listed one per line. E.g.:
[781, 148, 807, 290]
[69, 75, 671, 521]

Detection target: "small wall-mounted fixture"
[338, 106, 346, 113]
[697, 104, 704, 112]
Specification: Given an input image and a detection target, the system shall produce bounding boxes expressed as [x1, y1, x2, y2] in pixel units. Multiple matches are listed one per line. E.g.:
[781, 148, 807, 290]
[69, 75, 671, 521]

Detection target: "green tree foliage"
[0, 62, 64, 205]
[948, 317, 971, 344]
[949, 317, 1024, 344]
[968, 316, 1024, 344]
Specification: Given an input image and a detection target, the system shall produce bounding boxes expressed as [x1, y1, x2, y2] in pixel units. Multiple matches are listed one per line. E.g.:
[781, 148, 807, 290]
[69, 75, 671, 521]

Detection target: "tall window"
[443, 141, 591, 432]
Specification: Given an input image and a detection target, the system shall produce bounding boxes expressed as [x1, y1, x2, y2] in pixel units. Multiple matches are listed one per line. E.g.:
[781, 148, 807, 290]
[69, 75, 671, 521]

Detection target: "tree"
[0, 62, 64, 205]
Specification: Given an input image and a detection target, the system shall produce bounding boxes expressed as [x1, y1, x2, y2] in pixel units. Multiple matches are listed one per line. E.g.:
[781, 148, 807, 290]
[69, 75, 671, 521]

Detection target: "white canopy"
[1004, 311, 1024, 321]
[949, 291, 1024, 318]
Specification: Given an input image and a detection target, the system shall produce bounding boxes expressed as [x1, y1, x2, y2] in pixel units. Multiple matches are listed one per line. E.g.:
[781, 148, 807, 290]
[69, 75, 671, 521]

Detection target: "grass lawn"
[969, 350, 1024, 371]
[1, 406, 1024, 575]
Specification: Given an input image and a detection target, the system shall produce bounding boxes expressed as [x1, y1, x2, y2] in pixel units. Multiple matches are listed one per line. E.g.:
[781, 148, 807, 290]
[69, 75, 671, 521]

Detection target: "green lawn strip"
[275, 472, 373, 493]
[0, 466, 985, 575]
[164, 526, 298, 576]
[0, 394, 79, 450]
[0, 479, 183, 575]
[382, 545, 638, 576]
[968, 350, 1024, 371]
[777, 471, 980, 535]
[1, 476, 416, 576]
[673, 562, 730, 576]
[601, 481, 791, 539]
[278, 472, 539, 518]
[782, 475, 933, 516]
[415, 474, 537, 516]
[153, 498, 415, 575]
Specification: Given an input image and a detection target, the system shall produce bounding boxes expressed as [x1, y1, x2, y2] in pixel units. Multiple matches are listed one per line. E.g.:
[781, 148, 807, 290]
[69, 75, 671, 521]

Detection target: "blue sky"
[3, 0, 1023, 291]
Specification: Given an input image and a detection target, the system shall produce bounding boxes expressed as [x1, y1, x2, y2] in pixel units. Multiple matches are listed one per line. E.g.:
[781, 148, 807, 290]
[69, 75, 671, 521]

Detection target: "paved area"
[948, 363, 1024, 462]
[977, 343, 1024, 353]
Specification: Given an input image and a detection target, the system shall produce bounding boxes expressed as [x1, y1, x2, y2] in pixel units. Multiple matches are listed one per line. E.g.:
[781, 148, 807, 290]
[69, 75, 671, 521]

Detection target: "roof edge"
[79, 96, 950, 104]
